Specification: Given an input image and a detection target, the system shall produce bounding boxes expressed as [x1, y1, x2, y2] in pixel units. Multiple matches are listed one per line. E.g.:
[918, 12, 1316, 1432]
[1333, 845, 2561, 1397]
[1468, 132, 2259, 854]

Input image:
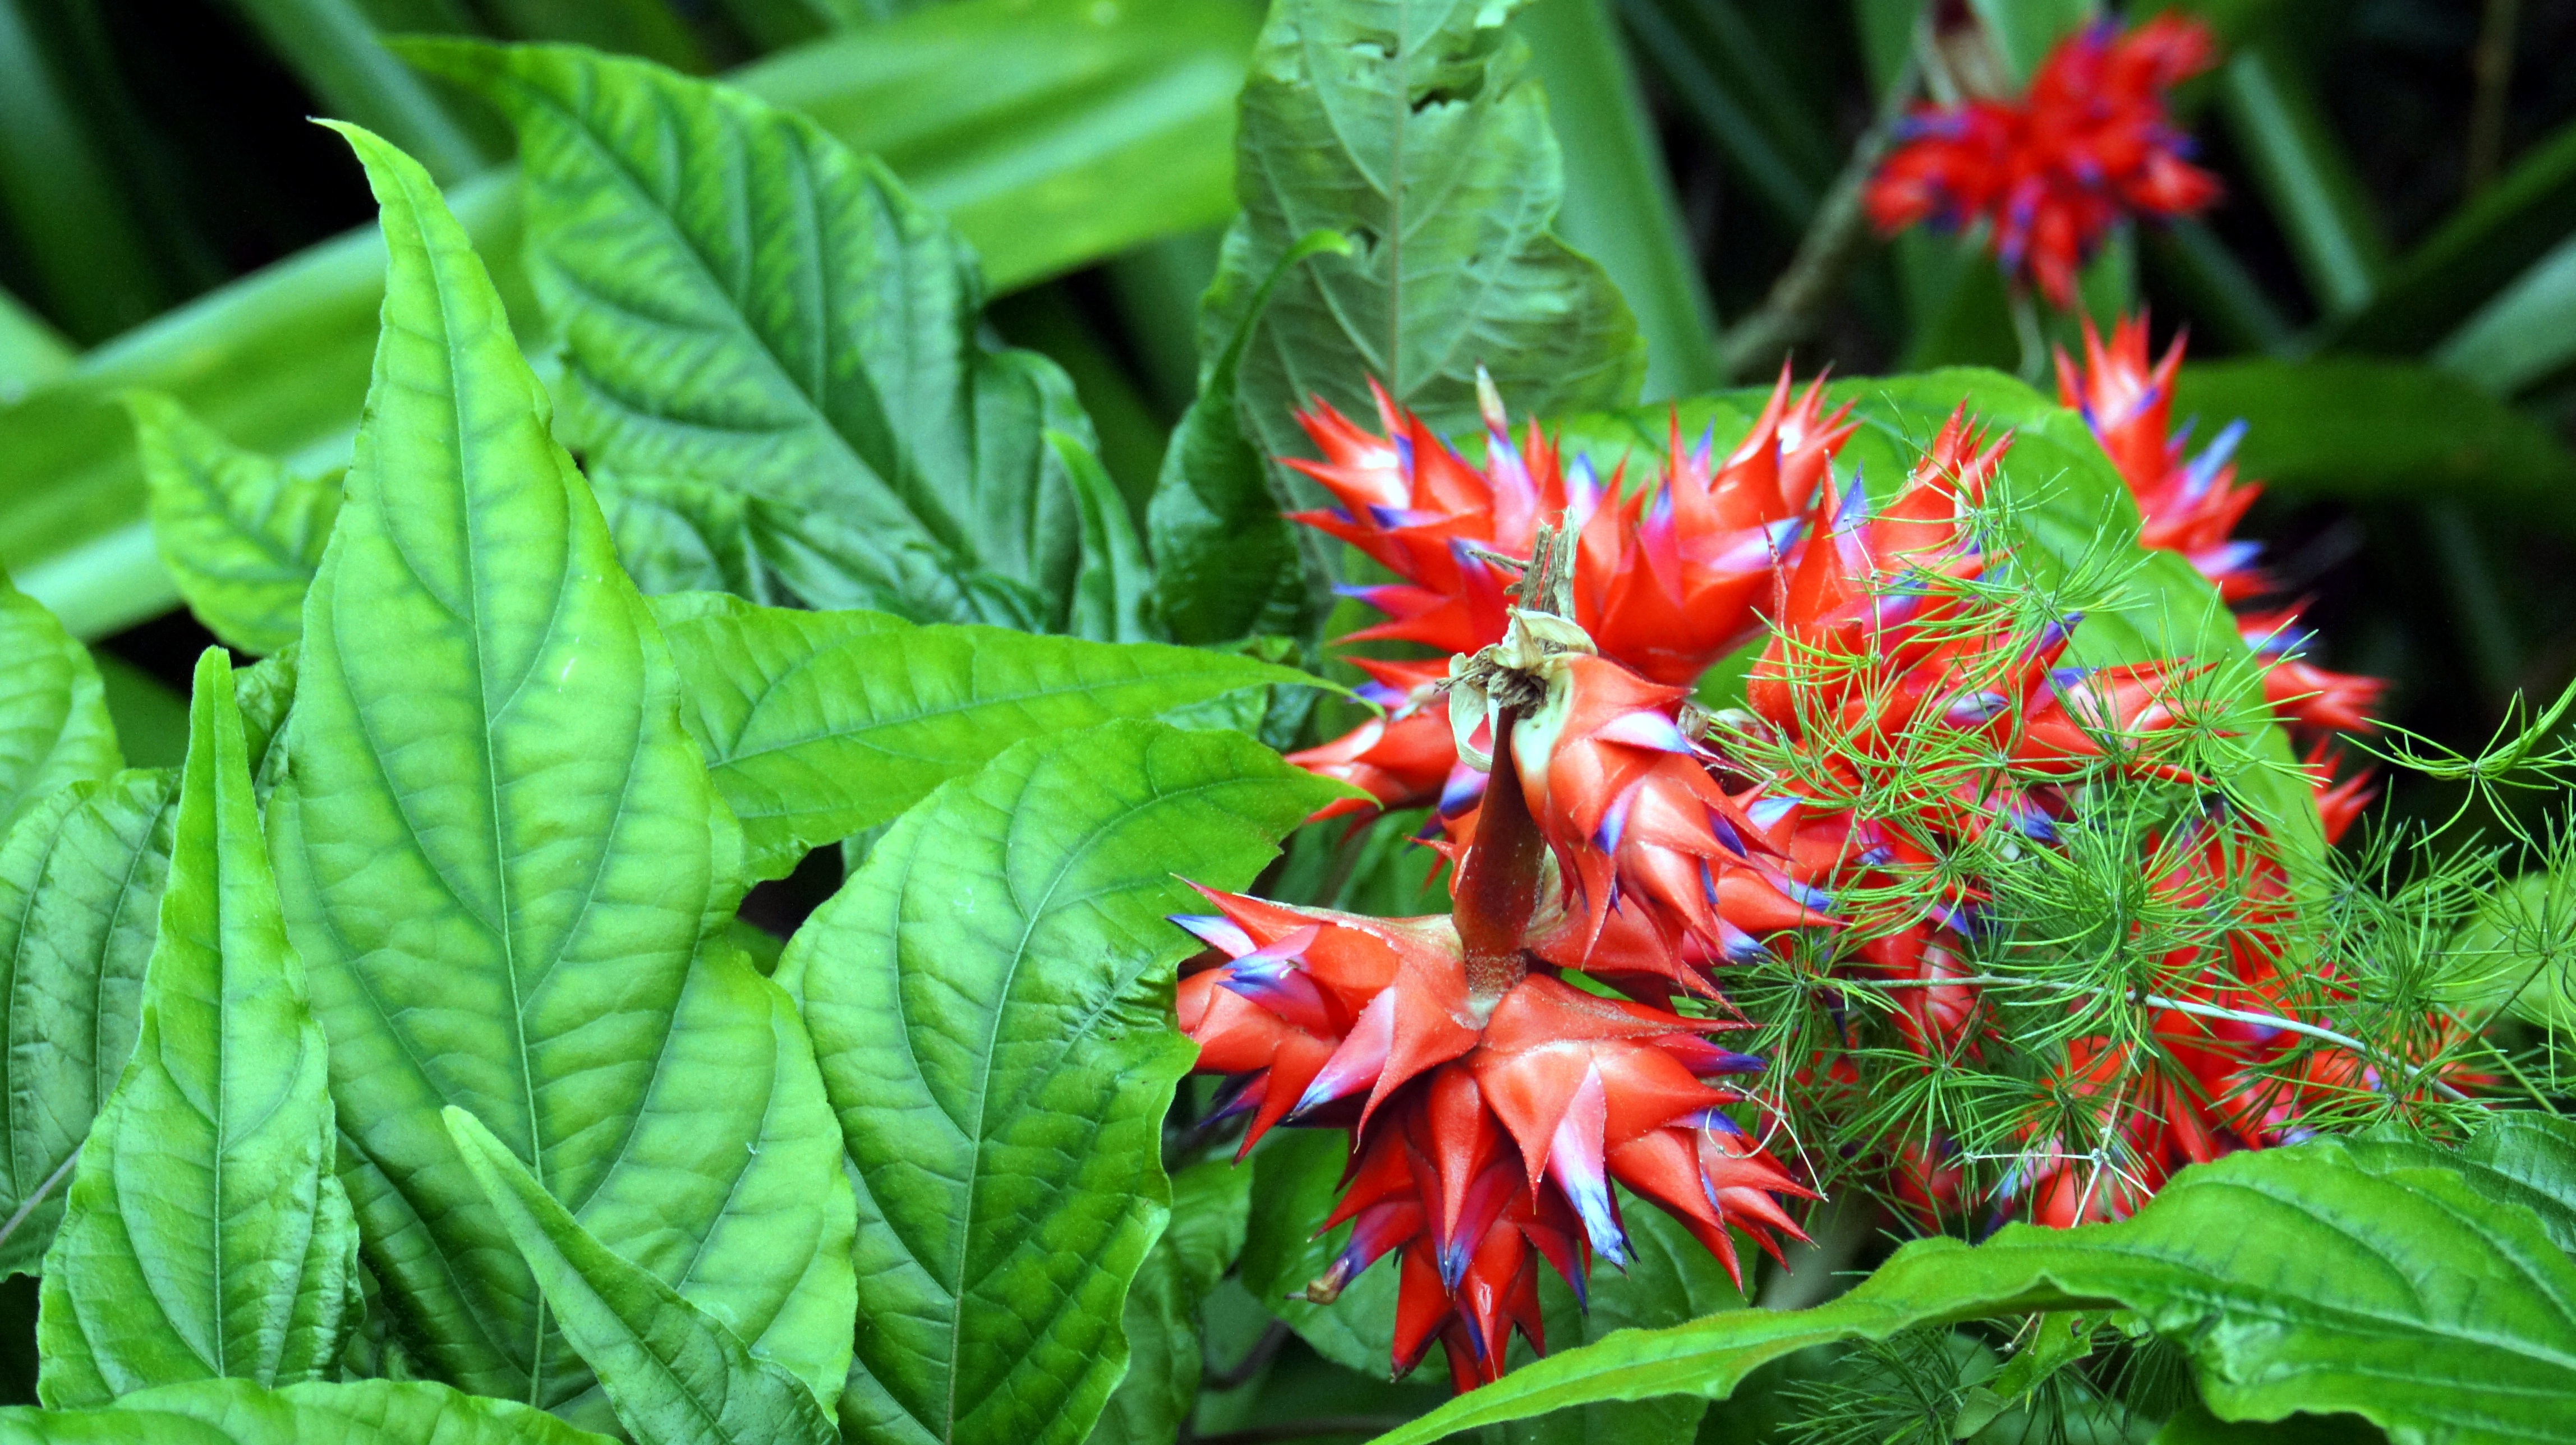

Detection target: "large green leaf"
[1553, 368, 2321, 844]
[264, 127, 854, 1427]
[1148, 229, 1349, 648]
[0, 767, 174, 1276]
[37, 649, 358, 1405]
[2433, 234, 2576, 397]
[0, 0, 1258, 642]
[1499, 1209, 1747, 1445]
[0, 1378, 611, 1443]
[2171, 360, 2576, 529]
[1368, 1129, 2576, 1445]
[127, 393, 342, 657]
[2334, 116, 2576, 356]
[404, 38, 1114, 632]
[1087, 1158, 1252, 1445]
[652, 591, 1323, 881]
[776, 720, 1343, 1445]
[0, 573, 118, 834]
[444, 1108, 839, 1445]
[1208, 0, 1646, 519]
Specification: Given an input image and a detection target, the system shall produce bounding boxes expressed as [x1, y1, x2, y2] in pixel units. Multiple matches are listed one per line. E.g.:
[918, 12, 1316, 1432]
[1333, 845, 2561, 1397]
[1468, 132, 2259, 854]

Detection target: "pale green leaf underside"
[0, 1378, 611, 1443]
[38, 650, 357, 1405]
[652, 591, 1326, 879]
[1374, 1122, 2576, 1445]
[0, 574, 120, 837]
[269, 126, 852, 1424]
[128, 392, 343, 657]
[0, 768, 177, 1276]
[1210, 0, 1644, 513]
[403, 39, 1101, 631]
[447, 1108, 839, 1445]
[777, 720, 1342, 1445]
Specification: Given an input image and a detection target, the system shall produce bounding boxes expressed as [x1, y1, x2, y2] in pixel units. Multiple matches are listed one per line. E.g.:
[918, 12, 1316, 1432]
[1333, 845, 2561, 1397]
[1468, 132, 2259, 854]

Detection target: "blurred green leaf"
[2171, 359, 2576, 527]
[37, 650, 358, 1407]
[0, 0, 174, 340]
[1208, 0, 1648, 523]
[0, 285, 70, 402]
[2215, 44, 2389, 319]
[2434, 233, 2576, 397]
[1519, 0, 1723, 398]
[2335, 116, 2576, 357]
[128, 393, 341, 657]
[1962, 0, 2090, 82]
[476, 0, 711, 73]
[89, 655, 188, 771]
[0, 0, 1259, 641]
[226, 0, 492, 182]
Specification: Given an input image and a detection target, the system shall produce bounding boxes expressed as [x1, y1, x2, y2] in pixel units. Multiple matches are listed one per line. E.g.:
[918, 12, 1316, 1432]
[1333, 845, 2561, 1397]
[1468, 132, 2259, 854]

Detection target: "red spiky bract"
[1864, 16, 2222, 306]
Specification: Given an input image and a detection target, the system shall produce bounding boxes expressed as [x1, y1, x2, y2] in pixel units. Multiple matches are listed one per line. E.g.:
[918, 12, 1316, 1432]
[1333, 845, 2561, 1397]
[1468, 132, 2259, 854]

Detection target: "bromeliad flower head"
[2054, 314, 2266, 597]
[2241, 610, 2386, 737]
[1865, 16, 2222, 306]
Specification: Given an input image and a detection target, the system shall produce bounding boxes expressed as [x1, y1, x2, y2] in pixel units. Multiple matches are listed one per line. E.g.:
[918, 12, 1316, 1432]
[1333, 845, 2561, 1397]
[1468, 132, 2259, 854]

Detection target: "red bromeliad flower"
[1864, 16, 2221, 306]
[2055, 312, 2388, 737]
[1175, 701, 1810, 1388]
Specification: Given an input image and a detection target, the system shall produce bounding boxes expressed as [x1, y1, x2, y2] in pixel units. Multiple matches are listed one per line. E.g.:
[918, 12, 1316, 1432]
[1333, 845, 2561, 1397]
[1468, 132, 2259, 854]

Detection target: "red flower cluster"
[1175, 365, 2423, 1389]
[1865, 16, 2221, 306]
[2055, 312, 2386, 738]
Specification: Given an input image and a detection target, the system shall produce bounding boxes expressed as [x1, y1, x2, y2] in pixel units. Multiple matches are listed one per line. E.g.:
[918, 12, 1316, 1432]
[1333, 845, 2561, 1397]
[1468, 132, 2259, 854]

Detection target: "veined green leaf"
[2, 0, 1258, 641]
[652, 591, 1328, 880]
[776, 720, 1343, 1445]
[444, 1108, 839, 1445]
[0, 572, 119, 834]
[37, 649, 358, 1404]
[1238, 1127, 1401, 1376]
[403, 38, 1106, 631]
[1059, 432, 1157, 644]
[1208, 0, 1646, 519]
[1369, 1130, 2576, 1445]
[2172, 360, 2576, 530]
[0, 768, 176, 1276]
[1148, 229, 1349, 648]
[127, 393, 342, 657]
[1089, 1159, 1252, 1445]
[0, 1377, 612, 1443]
[265, 127, 854, 1426]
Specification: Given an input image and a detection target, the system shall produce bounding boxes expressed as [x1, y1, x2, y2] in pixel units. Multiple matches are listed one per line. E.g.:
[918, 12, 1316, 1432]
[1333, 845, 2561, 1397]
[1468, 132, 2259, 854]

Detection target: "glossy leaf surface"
[38, 649, 357, 1405]
[406, 39, 1106, 631]
[128, 394, 342, 657]
[444, 1108, 839, 1445]
[778, 721, 1342, 1445]
[0, 575, 118, 835]
[1208, 0, 1646, 511]
[265, 127, 853, 1425]
[1369, 1129, 2576, 1445]
[0, 1378, 612, 1444]
[0, 768, 175, 1276]
[653, 592, 1321, 880]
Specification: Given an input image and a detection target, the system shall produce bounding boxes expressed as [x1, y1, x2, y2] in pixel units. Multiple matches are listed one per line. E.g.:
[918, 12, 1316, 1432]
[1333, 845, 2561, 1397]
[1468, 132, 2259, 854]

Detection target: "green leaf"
[2215, 45, 2389, 317]
[2151, 1400, 2380, 1444]
[264, 127, 854, 1425]
[2434, 233, 2576, 397]
[1238, 1128, 1401, 1377]
[2170, 360, 2576, 529]
[1208, 0, 1646, 519]
[0, 767, 176, 1276]
[1, 0, 1258, 642]
[1499, 1208, 1747, 1445]
[652, 591, 1329, 880]
[1089, 1159, 1254, 1445]
[1147, 228, 1350, 648]
[1365, 1134, 2576, 1445]
[36, 648, 359, 1405]
[222, 0, 493, 185]
[2335, 116, 2576, 356]
[127, 393, 343, 657]
[0, 572, 119, 834]
[443, 1108, 839, 1445]
[776, 720, 1343, 1445]
[1059, 431, 1158, 643]
[0, 1377, 613, 1443]
[402, 38, 1106, 632]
